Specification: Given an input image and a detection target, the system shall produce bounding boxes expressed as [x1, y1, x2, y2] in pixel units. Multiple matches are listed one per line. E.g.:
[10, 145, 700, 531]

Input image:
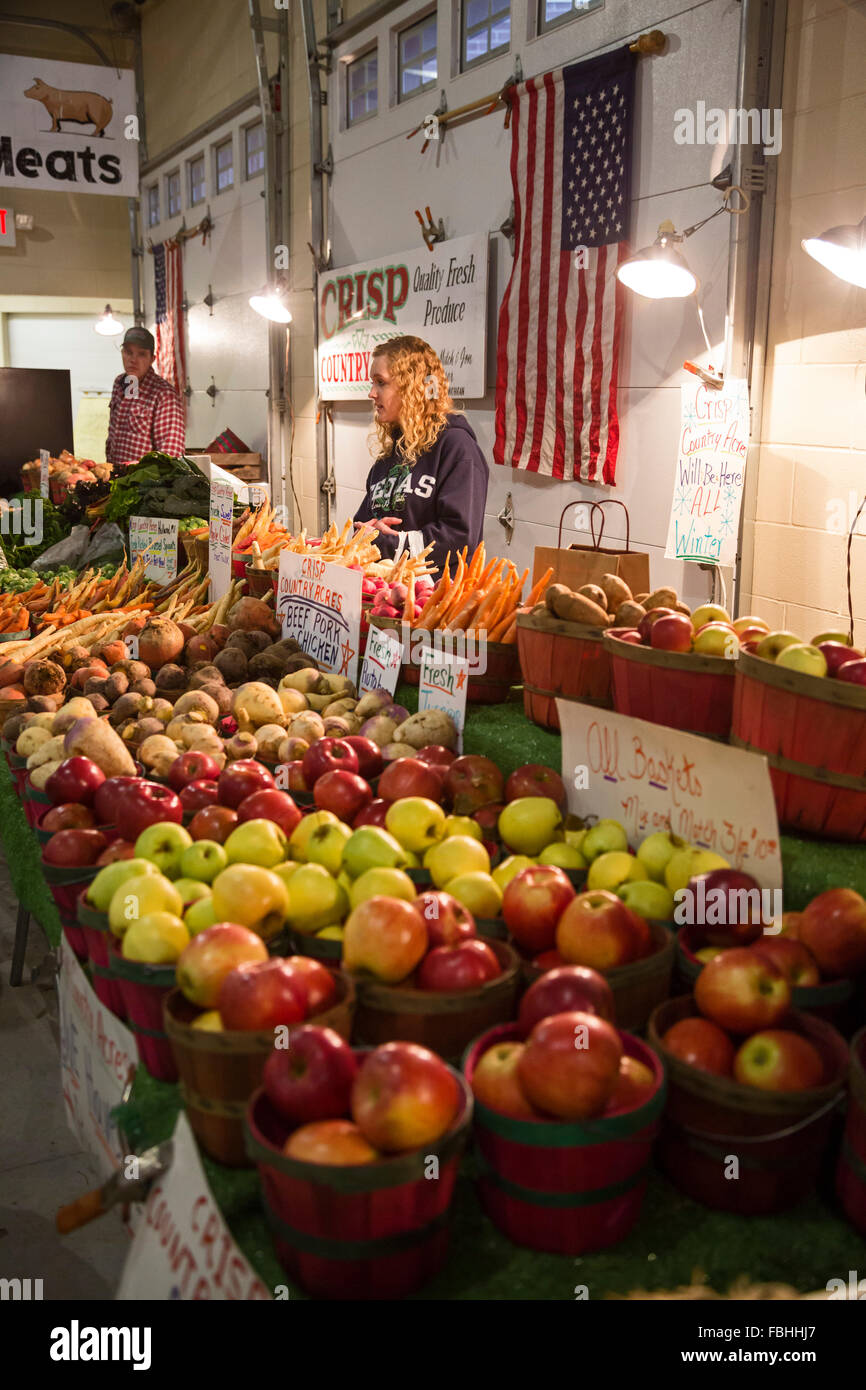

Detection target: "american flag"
[153, 239, 187, 405]
[494, 46, 637, 484]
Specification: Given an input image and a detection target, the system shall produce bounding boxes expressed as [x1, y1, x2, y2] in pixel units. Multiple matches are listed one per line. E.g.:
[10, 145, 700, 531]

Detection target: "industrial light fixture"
[801, 215, 866, 288]
[94, 304, 123, 335]
[249, 282, 292, 324]
[616, 221, 698, 299]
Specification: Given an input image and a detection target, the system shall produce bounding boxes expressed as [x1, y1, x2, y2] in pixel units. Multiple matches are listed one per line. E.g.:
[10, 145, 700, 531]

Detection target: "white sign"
[58, 933, 137, 1181]
[557, 700, 782, 889]
[117, 1112, 271, 1301]
[0, 203, 15, 247]
[0, 56, 139, 198]
[208, 480, 234, 602]
[129, 515, 178, 583]
[665, 375, 749, 567]
[277, 551, 362, 685]
[418, 648, 469, 753]
[191, 455, 267, 506]
[317, 234, 488, 400]
[40, 447, 50, 498]
[359, 623, 403, 696]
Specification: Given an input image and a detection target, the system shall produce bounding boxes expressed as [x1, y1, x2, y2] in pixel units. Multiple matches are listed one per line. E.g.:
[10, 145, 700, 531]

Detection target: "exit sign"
[0, 208, 16, 248]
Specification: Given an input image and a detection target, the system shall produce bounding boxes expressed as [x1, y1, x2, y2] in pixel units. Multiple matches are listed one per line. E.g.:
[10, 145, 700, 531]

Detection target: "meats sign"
[0, 56, 138, 197]
[317, 234, 488, 400]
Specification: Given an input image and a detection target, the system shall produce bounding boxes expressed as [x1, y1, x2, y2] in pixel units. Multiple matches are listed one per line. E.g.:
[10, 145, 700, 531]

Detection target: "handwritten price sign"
[359, 623, 403, 696]
[277, 552, 362, 685]
[664, 376, 749, 567]
[558, 701, 782, 889]
[418, 648, 468, 753]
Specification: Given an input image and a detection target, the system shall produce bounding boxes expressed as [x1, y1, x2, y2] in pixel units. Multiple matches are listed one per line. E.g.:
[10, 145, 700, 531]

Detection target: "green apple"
[109, 873, 183, 937]
[755, 630, 800, 661]
[305, 820, 352, 876]
[224, 817, 288, 869]
[664, 847, 730, 894]
[775, 643, 828, 678]
[285, 863, 349, 935]
[695, 945, 729, 965]
[538, 843, 586, 870]
[134, 821, 193, 879]
[636, 831, 689, 882]
[173, 878, 213, 912]
[121, 911, 189, 964]
[342, 826, 407, 878]
[349, 866, 417, 909]
[587, 850, 647, 892]
[581, 818, 628, 862]
[811, 630, 850, 647]
[289, 809, 340, 862]
[563, 827, 588, 851]
[491, 853, 536, 892]
[442, 814, 482, 841]
[318, 925, 344, 941]
[385, 797, 447, 854]
[497, 798, 563, 856]
[86, 857, 160, 913]
[426, 835, 490, 889]
[184, 896, 218, 935]
[180, 839, 228, 885]
[445, 871, 503, 919]
[274, 860, 301, 890]
[617, 879, 675, 921]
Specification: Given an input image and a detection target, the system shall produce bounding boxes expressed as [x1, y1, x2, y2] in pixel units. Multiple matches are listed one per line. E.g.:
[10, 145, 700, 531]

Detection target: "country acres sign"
[0, 56, 138, 197]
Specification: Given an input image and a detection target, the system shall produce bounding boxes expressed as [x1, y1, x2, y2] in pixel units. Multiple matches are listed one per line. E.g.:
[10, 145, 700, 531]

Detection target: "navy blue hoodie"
[353, 414, 488, 577]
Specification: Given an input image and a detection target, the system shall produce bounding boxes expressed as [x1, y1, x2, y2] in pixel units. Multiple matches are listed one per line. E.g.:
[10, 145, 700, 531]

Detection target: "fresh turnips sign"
[0, 56, 138, 196]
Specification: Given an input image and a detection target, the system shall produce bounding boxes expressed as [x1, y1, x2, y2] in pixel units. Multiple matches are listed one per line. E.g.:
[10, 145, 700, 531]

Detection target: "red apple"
[313, 770, 372, 823]
[504, 763, 567, 809]
[556, 890, 650, 970]
[650, 613, 693, 652]
[837, 658, 866, 686]
[471, 1042, 538, 1118]
[237, 787, 302, 837]
[736, 625, 769, 646]
[45, 756, 106, 807]
[412, 890, 476, 947]
[444, 754, 505, 815]
[416, 939, 501, 991]
[351, 1041, 461, 1152]
[685, 868, 766, 947]
[661, 1017, 735, 1076]
[733, 1029, 824, 1091]
[217, 759, 276, 809]
[41, 803, 96, 832]
[798, 888, 866, 977]
[283, 1119, 378, 1165]
[532, 949, 566, 970]
[282, 761, 309, 795]
[517, 1010, 622, 1120]
[179, 779, 220, 815]
[263, 1024, 359, 1123]
[280, 957, 337, 1015]
[218, 958, 308, 1031]
[95, 840, 136, 865]
[779, 911, 802, 939]
[415, 745, 457, 768]
[93, 775, 140, 826]
[342, 896, 428, 984]
[43, 828, 107, 867]
[115, 781, 183, 842]
[188, 804, 239, 843]
[741, 639, 761, 654]
[167, 750, 222, 792]
[818, 642, 862, 677]
[378, 757, 444, 804]
[341, 736, 384, 780]
[608, 628, 642, 645]
[502, 865, 576, 954]
[605, 1055, 657, 1114]
[352, 797, 390, 829]
[518, 965, 615, 1035]
[751, 936, 821, 988]
[473, 803, 505, 836]
[301, 737, 359, 787]
[694, 947, 791, 1033]
[637, 607, 676, 643]
[176, 923, 269, 1007]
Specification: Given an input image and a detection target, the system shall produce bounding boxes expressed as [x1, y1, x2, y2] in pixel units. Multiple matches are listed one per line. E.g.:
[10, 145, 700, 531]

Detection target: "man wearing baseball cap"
[105, 326, 186, 464]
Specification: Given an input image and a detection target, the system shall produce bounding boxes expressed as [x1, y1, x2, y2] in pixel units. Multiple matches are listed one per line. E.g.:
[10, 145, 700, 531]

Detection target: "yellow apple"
[636, 831, 689, 882]
[695, 946, 729, 965]
[733, 615, 769, 636]
[284, 863, 349, 935]
[317, 925, 345, 941]
[184, 896, 218, 935]
[580, 818, 628, 862]
[304, 821, 352, 876]
[109, 873, 183, 938]
[121, 911, 189, 964]
[426, 835, 490, 888]
[690, 604, 731, 630]
[537, 842, 587, 870]
[617, 879, 675, 921]
[349, 866, 416, 909]
[442, 815, 483, 841]
[492, 854, 536, 892]
[498, 798, 563, 856]
[692, 623, 739, 658]
[385, 797, 447, 854]
[210, 864, 290, 940]
[664, 847, 729, 894]
[563, 827, 588, 851]
[755, 631, 800, 662]
[191, 1010, 223, 1031]
[445, 871, 503, 919]
[288, 809, 340, 862]
[586, 851, 648, 892]
[775, 644, 828, 678]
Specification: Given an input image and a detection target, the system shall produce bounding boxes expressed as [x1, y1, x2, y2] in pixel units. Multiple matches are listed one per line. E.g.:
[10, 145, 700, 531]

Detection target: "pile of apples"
[472, 966, 657, 1121]
[263, 1031, 462, 1165]
[364, 574, 435, 623]
[742, 625, 864, 684]
[342, 890, 502, 990]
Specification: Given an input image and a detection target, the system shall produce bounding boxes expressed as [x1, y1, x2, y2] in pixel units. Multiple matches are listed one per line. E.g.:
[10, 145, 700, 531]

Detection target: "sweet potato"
[550, 590, 611, 627]
[615, 600, 648, 628]
[545, 583, 574, 615]
[644, 587, 678, 611]
[578, 584, 609, 611]
[599, 574, 633, 610]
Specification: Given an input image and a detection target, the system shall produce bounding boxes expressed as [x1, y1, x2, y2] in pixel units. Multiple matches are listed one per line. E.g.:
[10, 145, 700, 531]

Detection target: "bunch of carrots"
[414, 544, 553, 644]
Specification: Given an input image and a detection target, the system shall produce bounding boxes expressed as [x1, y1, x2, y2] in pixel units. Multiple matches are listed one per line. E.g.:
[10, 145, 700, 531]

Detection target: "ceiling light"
[801, 215, 866, 288]
[94, 304, 124, 335]
[616, 222, 698, 299]
[249, 283, 292, 323]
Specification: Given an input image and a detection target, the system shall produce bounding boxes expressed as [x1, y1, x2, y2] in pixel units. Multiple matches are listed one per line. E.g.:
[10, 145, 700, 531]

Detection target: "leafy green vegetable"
[103, 453, 212, 526]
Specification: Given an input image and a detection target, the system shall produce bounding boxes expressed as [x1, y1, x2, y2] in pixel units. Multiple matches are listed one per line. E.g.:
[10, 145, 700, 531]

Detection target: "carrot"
[525, 566, 554, 607]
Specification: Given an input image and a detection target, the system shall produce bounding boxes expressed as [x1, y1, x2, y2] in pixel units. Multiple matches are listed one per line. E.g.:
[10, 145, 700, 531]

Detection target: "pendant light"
[94, 304, 123, 335]
[801, 215, 866, 288]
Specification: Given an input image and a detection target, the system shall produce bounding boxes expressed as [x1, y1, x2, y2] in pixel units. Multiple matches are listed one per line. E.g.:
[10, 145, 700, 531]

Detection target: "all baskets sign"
[0, 56, 138, 197]
[317, 234, 488, 400]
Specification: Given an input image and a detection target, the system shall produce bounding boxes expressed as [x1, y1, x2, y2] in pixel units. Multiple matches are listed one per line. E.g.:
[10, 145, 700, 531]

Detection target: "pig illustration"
[24, 78, 113, 137]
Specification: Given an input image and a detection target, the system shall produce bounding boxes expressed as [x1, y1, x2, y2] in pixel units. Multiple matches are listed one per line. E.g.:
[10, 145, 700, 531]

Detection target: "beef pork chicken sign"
[0, 56, 138, 197]
[317, 234, 488, 400]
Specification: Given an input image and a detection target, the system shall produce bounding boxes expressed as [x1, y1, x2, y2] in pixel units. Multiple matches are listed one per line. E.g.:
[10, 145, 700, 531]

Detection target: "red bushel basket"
[2, 738, 29, 797]
[837, 1026, 866, 1236]
[244, 1062, 473, 1300]
[41, 856, 99, 921]
[462, 1023, 665, 1255]
[107, 937, 177, 1081]
[23, 775, 53, 829]
[603, 633, 736, 739]
[77, 891, 125, 1018]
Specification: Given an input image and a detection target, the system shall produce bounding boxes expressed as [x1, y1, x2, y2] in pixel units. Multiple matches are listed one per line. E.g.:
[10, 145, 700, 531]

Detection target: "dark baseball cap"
[122, 326, 155, 352]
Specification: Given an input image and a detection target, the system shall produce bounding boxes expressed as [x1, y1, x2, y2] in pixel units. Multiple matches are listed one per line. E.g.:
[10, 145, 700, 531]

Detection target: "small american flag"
[494, 46, 637, 484]
[154, 239, 187, 405]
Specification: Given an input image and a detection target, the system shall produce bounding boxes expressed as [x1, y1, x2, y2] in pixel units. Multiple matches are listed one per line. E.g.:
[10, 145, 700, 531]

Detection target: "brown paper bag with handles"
[532, 500, 650, 597]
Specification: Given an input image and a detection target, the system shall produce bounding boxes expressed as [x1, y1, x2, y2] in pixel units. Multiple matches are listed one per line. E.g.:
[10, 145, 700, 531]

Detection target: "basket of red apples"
[502, 866, 674, 1032]
[463, 965, 665, 1254]
[649, 952, 850, 1214]
[344, 891, 520, 1061]
[732, 627, 866, 842]
[676, 878, 864, 1034]
[245, 1034, 472, 1300]
[836, 1025, 866, 1238]
[164, 927, 355, 1166]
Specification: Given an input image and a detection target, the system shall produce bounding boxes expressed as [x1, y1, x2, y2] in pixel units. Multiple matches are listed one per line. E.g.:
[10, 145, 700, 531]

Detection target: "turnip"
[385, 704, 410, 726]
[358, 714, 398, 747]
[225, 732, 258, 760]
[254, 724, 287, 763]
[63, 716, 138, 777]
[355, 688, 392, 721]
[51, 698, 96, 735]
[173, 690, 220, 724]
[139, 734, 183, 778]
[397, 709, 459, 750]
[287, 710, 325, 745]
[277, 684, 308, 718]
[231, 681, 286, 729]
[381, 741, 417, 761]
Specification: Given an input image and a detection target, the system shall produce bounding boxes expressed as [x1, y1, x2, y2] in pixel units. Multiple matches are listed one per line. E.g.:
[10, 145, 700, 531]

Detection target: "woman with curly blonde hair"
[353, 335, 488, 576]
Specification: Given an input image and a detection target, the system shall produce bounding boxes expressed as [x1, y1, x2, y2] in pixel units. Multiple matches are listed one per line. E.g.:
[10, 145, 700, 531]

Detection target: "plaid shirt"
[105, 368, 185, 465]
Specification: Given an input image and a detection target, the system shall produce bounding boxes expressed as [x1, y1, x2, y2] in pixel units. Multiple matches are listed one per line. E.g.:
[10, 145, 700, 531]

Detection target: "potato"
[599, 574, 633, 610]
[16, 725, 52, 758]
[551, 590, 611, 627]
[615, 600, 647, 628]
[30, 759, 63, 791]
[27, 734, 67, 769]
[398, 709, 459, 751]
[578, 584, 608, 610]
[545, 583, 573, 615]
[675, 601, 692, 616]
[644, 587, 678, 611]
[634, 594, 649, 605]
[139, 734, 182, 778]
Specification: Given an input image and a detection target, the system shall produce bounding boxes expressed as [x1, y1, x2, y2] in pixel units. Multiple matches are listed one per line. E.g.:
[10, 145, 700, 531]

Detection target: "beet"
[154, 663, 186, 692]
[189, 664, 224, 690]
[23, 659, 66, 696]
[214, 647, 248, 684]
[139, 616, 184, 669]
[226, 597, 279, 636]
